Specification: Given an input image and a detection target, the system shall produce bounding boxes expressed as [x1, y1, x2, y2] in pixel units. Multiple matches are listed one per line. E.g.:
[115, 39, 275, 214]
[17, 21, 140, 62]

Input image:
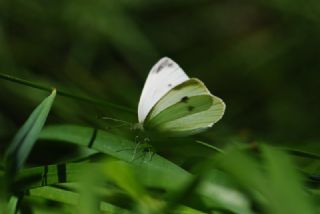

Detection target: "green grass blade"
[29, 186, 132, 214]
[195, 140, 223, 153]
[103, 160, 166, 213]
[39, 125, 251, 212]
[216, 145, 317, 214]
[215, 146, 267, 194]
[0, 172, 6, 213]
[39, 125, 189, 177]
[172, 206, 207, 214]
[15, 159, 190, 192]
[0, 72, 135, 113]
[103, 160, 147, 201]
[261, 145, 316, 214]
[16, 162, 89, 190]
[6, 196, 18, 214]
[4, 89, 56, 174]
[282, 148, 320, 160]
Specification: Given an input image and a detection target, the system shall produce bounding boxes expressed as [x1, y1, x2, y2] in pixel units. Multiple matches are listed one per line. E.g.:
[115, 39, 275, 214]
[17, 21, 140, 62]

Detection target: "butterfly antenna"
[101, 116, 132, 126]
[100, 116, 134, 132]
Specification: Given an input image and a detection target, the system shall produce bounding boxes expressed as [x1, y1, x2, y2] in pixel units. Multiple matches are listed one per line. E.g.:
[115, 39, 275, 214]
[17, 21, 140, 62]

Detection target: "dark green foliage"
[4, 90, 56, 175]
[0, 0, 320, 213]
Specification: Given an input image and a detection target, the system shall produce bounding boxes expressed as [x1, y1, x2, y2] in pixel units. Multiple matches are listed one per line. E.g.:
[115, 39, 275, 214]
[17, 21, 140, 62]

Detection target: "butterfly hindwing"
[143, 78, 225, 136]
[138, 57, 189, 123]
[144, 95, 213, 129]
[153, 95, 225, 136]
[146, 78, 210, 120]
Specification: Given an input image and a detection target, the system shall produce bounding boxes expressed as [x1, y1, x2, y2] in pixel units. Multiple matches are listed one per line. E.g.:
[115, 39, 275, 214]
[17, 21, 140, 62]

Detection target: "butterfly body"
[138, 57, 225, 137]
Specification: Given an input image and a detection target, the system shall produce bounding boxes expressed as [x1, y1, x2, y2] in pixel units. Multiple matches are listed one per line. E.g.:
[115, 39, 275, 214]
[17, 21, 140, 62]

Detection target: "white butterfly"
[137, 57, 225, 137]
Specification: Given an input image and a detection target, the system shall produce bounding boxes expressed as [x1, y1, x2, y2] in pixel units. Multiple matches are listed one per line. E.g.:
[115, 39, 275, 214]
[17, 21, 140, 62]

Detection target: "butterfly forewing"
[138, 57, 189, 123]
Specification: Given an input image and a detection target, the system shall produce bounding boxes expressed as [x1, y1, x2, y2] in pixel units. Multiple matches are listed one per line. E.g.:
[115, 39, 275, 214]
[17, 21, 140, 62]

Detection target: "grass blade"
[6, 196, 18, 214]
[39, 125, 189, 178]
[29, 186, 132, 213]
[0, 72, 135, 113]
[261, 145, 316, 214]
[39, 125, 251, 213]
[4, 89, 56, 174]
[216, 145, 316, 214]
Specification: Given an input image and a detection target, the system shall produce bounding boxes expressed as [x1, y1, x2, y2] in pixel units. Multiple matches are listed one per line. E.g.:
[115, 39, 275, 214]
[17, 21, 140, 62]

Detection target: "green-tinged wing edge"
[143, 78, 225, 136]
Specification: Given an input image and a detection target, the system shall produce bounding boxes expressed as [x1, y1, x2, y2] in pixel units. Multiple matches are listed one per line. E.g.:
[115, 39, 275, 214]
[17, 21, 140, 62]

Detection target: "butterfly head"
[132, 122, 144, 132]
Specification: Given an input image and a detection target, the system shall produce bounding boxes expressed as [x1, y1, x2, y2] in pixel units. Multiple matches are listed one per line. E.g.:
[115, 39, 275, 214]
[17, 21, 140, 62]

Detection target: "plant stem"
[0, 72, 135, 113]
[195, 140, 223, 153]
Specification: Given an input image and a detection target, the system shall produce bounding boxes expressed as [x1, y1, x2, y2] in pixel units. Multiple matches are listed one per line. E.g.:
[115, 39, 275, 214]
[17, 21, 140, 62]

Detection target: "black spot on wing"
[181, 96, 189, 103]
[156, 65, 164, 73]
[168, 83, 172, 87]
[155, 58, 173, 73]
[188, 106, 194, 112]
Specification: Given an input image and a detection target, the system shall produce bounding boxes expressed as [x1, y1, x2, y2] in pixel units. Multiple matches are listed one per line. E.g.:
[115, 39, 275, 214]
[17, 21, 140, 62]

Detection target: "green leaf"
[282, 147, 320, 160]
[261, 145, 316, 214]
[16, 162, 90, 190]
[29, 186, 131, 214]
[103, 160, 147, 201]
[103, 160, 166, 214]
[39, 125, 250, 213]
[215, 146, 267, 194]
[216, 145, 316, 214]
[6, 196, 18, 214]
[15, 160, 188, 192]
[4, 89, 56, 174]
[39, 124, 189, 178]
[172, 205, 207, 214]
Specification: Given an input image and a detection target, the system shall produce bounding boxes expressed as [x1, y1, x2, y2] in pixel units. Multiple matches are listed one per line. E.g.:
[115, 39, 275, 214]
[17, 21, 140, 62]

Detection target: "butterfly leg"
[131, 139, 142, 161]
[116, 136, 139, 152]
[148, 146, 155, 161]
[141, 138, 155, 162]
[104, 123, 130, 131]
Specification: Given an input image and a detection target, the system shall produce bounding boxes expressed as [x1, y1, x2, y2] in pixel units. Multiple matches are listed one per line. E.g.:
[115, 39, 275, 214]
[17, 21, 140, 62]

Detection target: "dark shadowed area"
[0, 1, 319, 213]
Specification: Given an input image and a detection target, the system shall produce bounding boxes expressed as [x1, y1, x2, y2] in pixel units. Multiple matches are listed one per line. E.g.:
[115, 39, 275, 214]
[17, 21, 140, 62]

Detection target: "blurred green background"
[0, 0, 320, 150]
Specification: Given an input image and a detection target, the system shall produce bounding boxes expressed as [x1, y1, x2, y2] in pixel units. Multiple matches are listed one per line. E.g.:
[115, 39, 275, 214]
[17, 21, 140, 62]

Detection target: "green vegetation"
[0, 0, 319, 213]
